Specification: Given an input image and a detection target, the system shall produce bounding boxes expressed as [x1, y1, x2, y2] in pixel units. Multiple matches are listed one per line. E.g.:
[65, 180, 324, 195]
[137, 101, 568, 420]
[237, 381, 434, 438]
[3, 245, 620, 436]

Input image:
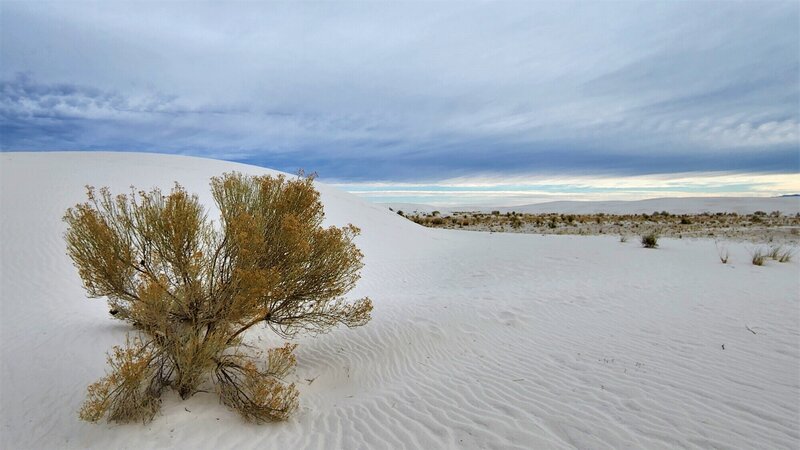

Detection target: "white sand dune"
[385, 196, 800, 216]
[1, 152, 798, 449]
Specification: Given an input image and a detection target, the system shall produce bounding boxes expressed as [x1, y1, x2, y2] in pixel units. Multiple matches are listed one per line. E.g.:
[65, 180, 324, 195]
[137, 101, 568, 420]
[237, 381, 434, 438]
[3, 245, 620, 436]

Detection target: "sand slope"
[1, 152, 798, 449]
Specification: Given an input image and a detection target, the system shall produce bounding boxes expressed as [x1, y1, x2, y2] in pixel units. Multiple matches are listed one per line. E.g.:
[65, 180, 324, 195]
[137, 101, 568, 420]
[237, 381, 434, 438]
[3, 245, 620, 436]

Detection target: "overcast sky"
[1, 1, 798, 205]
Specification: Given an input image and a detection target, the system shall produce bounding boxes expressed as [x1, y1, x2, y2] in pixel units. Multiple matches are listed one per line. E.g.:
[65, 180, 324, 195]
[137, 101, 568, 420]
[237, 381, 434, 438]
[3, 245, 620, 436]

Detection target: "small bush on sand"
[619, 235, 628, 243]
[65, 172, 372, 424]
[750, 247, 767, 266]
[715, 241, 729, 264]
[768, 245, 794, 262]
[771, 246, 794, 263]
[641, 233, 659, 248]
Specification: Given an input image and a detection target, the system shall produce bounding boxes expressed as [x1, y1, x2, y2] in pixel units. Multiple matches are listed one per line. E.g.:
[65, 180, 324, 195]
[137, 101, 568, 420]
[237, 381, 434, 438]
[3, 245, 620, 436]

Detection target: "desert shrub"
[769, 246, 794, 263]
[431, 217, 445, 225]
[65, 172, 372, 424]
[750, 247, 766, 266]
[767, 245, 794, 262]
[641, 232, 659, 248]
[619, 235, 628, 243]
[715, 241, 729, 264]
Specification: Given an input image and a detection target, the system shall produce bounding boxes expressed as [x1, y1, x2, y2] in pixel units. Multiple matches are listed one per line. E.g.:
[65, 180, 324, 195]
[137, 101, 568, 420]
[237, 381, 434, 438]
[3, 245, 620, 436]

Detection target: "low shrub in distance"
[641, 233, 659, 248]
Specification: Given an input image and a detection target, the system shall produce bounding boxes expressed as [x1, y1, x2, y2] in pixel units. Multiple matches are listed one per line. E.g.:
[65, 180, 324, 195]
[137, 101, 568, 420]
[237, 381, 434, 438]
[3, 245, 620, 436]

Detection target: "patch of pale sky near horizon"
[333, 172, 800, 206]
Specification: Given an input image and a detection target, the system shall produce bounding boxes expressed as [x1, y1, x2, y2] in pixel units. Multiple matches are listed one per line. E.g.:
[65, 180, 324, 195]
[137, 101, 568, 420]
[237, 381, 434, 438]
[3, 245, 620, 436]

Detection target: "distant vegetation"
[400, 210, 800, 243]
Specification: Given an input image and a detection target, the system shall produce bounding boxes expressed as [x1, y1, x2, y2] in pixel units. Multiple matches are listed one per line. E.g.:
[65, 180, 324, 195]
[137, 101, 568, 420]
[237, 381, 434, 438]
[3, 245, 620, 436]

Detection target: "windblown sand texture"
[1, 152, 798, 449]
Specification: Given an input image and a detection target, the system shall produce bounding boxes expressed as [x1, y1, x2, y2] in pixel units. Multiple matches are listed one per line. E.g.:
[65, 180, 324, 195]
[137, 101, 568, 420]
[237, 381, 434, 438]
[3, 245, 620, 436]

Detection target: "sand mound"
[1, 152, 798, 449]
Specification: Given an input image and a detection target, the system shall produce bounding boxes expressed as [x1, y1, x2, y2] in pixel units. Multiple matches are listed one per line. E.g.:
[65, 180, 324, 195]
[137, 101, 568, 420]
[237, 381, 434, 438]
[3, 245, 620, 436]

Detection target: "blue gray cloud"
[1, 1, 797, 183]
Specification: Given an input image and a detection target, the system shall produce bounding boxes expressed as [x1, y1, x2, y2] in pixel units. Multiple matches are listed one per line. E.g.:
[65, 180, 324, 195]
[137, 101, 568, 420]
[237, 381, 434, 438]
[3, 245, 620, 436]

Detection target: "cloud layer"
[334, 172, 800, 206]
[1, 1, 798, 189]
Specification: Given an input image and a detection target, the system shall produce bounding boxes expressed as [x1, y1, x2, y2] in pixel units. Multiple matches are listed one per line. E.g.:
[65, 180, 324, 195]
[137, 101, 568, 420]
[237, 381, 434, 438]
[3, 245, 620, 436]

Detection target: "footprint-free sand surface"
[2, 152, 798, 449]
